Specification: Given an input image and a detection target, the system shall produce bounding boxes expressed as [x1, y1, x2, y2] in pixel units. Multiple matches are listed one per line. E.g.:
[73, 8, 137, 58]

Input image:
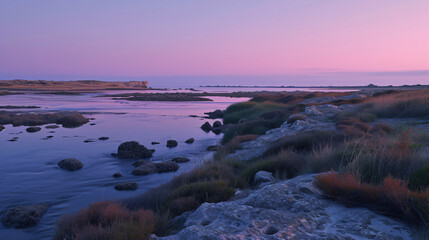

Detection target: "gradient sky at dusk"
[0, 1, 428, 86]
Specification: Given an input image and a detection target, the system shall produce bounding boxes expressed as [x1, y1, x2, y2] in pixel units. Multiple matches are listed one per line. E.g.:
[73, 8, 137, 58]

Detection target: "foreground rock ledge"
[1, 203, 48, 228]
[155, 174, 413, 240]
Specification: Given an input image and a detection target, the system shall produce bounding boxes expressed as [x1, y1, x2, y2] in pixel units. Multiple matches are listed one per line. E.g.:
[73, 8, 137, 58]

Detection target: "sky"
[0, 0, 428, 87]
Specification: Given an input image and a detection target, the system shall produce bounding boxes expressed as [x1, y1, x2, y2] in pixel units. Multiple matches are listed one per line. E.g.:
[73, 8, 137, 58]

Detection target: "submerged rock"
[112, 172, 122, 178]
[185, 138, 195, 144]
[171, 157, 191, 163]
[98, 137, 109, 141]
[117, 141, 154, 159]
[58, 158, 84, 171]
[132, 163, 157, 175]
[114, 182, 138, 191]
[206, 145, 220, 151]
[200, 122, 212, 132]
[0, 125, 4, 132]
[167, 140, 178, 148]
[151, 141, 160, 145]
[157, 174, 413, 240]
[1, 203, 48, 228]
[45, 125, 60, 129]
[26, 127, 41, 133]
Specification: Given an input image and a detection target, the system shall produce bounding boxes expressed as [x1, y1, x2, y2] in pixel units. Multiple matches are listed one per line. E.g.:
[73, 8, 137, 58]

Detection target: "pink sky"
[0, 1, 428, 85]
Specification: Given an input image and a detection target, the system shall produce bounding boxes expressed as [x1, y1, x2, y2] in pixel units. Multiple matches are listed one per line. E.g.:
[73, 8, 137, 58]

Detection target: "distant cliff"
[0, 80, 149, 91]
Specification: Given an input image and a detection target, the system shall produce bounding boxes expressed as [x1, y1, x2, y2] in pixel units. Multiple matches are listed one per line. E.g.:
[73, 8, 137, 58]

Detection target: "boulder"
[287, 113, 307, 124]
[154, 161, 179, 173]
[171, 157, 191, 163]
[114, 182, 138, 191]
[1, 203, 48, 228]
[26, 127, 41, 133]
[204, 109, 224, 119]
[167, 140, 178, 148]
[0, 125, 5, 131]
[156, 174, 413, 240]
[112, 172, 122, 178]
[200, 122, 212, 132]
[132, 163, 157, 176]
[185, 138, 195, 144]
[116, 141, 154, 159]
[253, 171, 275, 186]
[212, 121, 222, 128]
[45, 125, 60, 129]
[151, 142, 160, 145]
[98, 137, 109, 141]
[57, 158, 84, 171]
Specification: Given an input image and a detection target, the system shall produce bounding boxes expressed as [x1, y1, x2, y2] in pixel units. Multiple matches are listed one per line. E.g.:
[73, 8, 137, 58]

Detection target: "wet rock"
[167, 140, 178, 148]
[171, 157, 191, 163]
[200, 122, 212, 132]
[7, 137, 18, 142]
[114, 182, 138, 191]
[254, 171, 275, 186]
[45, 125, 60, 129]
[212, 121, 222, 128]
[48, 131, 55, 133]
[117, 141, 154, 159]
[98, 137, 109, 141]
[26, 127, 41, 133]
[83, 139, 95, 143]
[132, 163, 157, 175]
[156, 174, 413, 240]
[90, 123, 96, 126]
[154, 161, 179, 173]
[1, 203, 48, 228]
[58, 158, 84, 171]
[206, 145, 220, 151]
[185, 138, 195, 144]
[204, 109, 224, 119]
[0, 125, 4, 132]
[112, 172, 122, 178]
[0, 111, 89, 128]
[151, 141, 160, 145]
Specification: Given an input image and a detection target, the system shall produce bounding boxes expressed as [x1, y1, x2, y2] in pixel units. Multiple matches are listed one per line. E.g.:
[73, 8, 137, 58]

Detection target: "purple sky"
[0, 1, 428, 86]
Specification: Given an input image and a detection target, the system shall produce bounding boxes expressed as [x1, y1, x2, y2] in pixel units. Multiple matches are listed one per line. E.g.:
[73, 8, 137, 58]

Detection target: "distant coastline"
[200, 84, 429, 90]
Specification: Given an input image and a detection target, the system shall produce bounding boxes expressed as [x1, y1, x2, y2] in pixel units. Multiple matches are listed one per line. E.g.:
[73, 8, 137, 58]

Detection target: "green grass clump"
[223, 102, 286, 124]
[222, 119, 284, 144]
[409, 164, 429, 190]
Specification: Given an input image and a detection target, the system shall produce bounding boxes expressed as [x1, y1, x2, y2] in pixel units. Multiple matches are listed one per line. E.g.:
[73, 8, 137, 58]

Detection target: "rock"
[7, 137, 18, 142]
[132, 163, 157, 175]
[117, 141, 154, 159]
[1, 203, 48, 228]
[185, 138, 195, 144]
[112, 172, 122, 178]
[171, 157, 190, 163]
[253, 171, 275, 186]
[204, 109, 224, 119]
[0, 125, 5, 131]
[57, 158, 84, 171]
[287, 113, 307, 124]
[151, 142, 160, 145]
[114, 182, 138, 191]
[46, 135, 54, 139]
[154, 161, 179, 173]
[212, 121, 222, 128]
[167, 140, 178, 148]
[45, 125, 60, 129]
[90, 123, 96, 126]
[98, 137, 109, 141]
[200, 122, 212, 132]
[26, 127, 41, 133]
[238, 118, 248, 124]
[206, 145, 220, 151]
[304, 106, 323, 116]
[83, 139, 95, 143]
[156, 174, 413, 240]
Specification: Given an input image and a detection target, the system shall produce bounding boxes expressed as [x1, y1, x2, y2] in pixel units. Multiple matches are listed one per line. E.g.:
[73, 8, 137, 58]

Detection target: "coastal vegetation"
[54, 89, 429, 239]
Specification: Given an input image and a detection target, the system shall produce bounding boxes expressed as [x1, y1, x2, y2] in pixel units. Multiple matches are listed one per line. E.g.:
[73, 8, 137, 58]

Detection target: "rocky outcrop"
[1, 203, 48, 228]
[0, 80, 148, 91]
[167, 140, 178, 148]
[114, 182, 138, 191]
[204, 110, 224, 119]
[115, 141, 154, 159]
[253, 171, 275, 186]
[0, 125, 4, 132]
[132, 161, 179, 175]
[156, 174, 413, 240]
[58, 158, 84, 171]
[26, 127, 41, 133]
[201, 122, 212, 132]
[0, 111, 89, 128]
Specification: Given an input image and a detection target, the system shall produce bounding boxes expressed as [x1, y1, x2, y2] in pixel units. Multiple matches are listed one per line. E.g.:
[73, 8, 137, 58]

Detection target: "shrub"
[54, 201, 156, 240]
[214, 134, 259, 159]
[316, 172, 429, 226]
[172, 181, 235, 204]
[222, 119, 284, 144]
[409, 164, 429, 190]
[370, 124, 393, 135]
[223, 102, 286, 124]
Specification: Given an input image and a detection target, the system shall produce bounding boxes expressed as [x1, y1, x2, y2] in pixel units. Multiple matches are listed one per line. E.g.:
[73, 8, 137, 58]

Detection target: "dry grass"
[54, 201, 156, 240]
[316, 171, 429, 226]
[362, 89, 429, 118]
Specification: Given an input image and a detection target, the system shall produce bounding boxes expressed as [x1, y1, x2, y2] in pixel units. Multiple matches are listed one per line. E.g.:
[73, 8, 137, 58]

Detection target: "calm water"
[0, 87, 353, 239]
[0, 89, 251, 239]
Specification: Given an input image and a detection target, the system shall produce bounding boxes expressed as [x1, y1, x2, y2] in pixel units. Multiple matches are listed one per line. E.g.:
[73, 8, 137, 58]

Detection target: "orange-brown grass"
[316, 171, 429, 226]
[362, 89, 429, 118]
[54, 201, 156, 240]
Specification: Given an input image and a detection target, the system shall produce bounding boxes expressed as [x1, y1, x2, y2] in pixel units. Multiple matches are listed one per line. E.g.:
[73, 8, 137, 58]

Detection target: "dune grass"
[223, 102, 287, 124]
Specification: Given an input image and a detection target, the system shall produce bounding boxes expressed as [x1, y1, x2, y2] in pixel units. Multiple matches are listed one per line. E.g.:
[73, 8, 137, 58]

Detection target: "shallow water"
[0, 90, 249, 239]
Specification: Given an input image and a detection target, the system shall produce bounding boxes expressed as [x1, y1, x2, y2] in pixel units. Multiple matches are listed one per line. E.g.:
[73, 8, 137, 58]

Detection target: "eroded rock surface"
[156, 174, 413, 240]
[1, 203, 48, 228]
